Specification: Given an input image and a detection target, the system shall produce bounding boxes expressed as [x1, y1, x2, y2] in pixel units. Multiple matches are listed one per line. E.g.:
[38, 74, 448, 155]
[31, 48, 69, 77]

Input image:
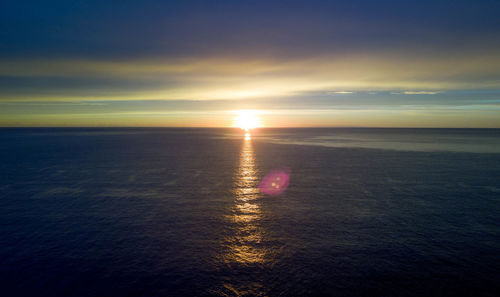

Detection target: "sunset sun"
[234, 110, 261, 131]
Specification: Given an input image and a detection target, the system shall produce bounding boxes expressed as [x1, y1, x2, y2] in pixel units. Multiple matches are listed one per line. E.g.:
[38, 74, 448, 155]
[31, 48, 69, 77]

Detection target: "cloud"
[392, 91, 442, 95]
[1, 50, 500, 102]
[328, 91, 353, 94]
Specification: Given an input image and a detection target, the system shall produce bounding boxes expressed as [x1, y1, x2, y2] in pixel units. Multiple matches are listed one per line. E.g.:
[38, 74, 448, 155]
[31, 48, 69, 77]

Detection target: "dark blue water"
[1, 128, 499, 296]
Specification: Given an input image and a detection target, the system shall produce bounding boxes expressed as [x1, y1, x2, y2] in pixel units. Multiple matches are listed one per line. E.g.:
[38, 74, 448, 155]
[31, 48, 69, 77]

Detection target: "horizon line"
[1, 126, 500, 129]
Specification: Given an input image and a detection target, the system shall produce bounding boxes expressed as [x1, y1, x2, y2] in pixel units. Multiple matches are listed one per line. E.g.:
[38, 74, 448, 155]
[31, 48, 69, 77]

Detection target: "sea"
[1, 128, 499, 297]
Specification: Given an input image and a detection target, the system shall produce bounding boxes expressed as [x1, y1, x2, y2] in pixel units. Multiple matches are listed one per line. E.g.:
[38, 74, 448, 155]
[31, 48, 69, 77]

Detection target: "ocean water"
[1, 128, 499, 297]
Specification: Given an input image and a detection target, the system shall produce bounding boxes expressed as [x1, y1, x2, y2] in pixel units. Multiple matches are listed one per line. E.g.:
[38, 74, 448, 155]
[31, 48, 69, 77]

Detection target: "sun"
[234, 110, 261, 131]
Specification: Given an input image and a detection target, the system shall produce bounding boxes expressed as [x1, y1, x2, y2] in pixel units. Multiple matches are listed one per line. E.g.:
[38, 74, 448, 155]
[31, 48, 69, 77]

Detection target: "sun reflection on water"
[226, 133, 266, 264]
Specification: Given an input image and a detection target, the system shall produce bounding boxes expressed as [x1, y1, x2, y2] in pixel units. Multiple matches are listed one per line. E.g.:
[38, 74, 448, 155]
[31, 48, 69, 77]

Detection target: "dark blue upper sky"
[2, 0, 499, 58]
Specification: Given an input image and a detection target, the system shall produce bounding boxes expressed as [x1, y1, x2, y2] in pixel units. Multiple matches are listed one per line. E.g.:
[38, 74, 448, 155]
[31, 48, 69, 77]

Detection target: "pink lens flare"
[259, 167, 291, 196]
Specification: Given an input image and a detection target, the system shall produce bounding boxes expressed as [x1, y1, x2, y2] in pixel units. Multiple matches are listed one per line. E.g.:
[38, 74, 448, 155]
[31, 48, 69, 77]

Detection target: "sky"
[1, 0, 500, 127]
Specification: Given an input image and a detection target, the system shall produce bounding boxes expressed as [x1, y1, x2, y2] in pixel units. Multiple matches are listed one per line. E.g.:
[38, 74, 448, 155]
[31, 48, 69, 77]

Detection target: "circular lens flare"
[259, 167, 291, 196]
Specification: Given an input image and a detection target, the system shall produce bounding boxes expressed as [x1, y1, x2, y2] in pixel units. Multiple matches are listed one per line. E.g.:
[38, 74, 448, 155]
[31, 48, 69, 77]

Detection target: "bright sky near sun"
[234, 110, 260, 131]
[1, 0, 500, 127]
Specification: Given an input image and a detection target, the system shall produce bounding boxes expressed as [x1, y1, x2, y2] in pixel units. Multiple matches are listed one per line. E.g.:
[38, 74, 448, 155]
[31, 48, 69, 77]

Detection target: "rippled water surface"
[1, 128, 499, 296]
